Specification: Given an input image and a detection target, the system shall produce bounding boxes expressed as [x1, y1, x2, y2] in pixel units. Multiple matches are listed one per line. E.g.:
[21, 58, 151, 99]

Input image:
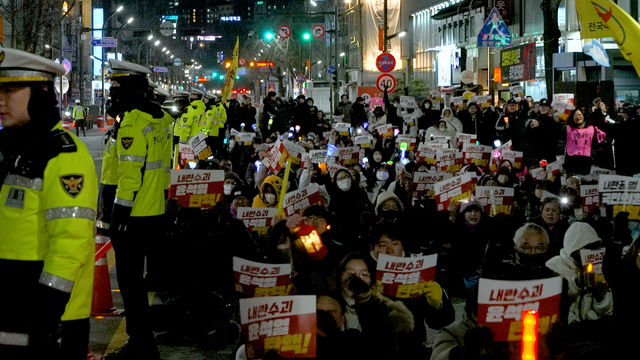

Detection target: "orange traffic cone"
[91, 235, 123, 316]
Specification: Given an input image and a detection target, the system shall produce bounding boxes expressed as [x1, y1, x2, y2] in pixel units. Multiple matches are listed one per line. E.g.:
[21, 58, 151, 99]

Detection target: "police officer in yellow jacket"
[104, 60, 170, 360]
[177, 88, 205, 144]
[0, 49, 98, 359]
[197, 92, 227, 157]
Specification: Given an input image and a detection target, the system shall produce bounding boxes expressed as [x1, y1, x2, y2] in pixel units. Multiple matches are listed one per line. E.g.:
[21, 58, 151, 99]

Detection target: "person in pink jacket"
[564, 107, 606, 175]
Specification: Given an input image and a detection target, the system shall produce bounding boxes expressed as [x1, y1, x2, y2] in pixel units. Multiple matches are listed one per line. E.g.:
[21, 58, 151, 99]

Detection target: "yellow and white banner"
[222, 37, 240, 102]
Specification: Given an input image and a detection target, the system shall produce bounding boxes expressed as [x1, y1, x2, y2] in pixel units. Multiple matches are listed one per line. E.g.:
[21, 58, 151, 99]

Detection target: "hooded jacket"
[441, 108, 463, 134]
[545, 222, 613, 323]
[252, 175, 283, 208]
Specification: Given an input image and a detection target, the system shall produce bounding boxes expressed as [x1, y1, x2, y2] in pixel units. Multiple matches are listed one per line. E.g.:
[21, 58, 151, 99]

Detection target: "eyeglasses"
[519, 244, 548, 254]
[343, 269, 370, 279]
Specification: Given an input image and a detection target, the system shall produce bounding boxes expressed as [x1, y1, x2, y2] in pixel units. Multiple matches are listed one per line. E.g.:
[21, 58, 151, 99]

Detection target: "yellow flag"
[577, 0, 640, 77]
[575, 0, 612, 39]
[221, 37, 239, 102]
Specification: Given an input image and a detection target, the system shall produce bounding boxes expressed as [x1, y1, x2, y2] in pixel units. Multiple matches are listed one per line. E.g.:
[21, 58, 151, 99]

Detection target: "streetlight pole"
[99, 6, 124, 122]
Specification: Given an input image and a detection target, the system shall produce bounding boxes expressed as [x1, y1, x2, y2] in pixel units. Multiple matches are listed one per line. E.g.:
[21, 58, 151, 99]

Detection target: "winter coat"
[545, 222, 614, 324]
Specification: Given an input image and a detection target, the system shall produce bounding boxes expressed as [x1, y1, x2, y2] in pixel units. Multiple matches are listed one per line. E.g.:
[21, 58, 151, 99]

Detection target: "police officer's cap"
[190, 88, 205, 96]
[154, 86, 171, 99]
[108, 59, 152, 78]
[173, 90, 190, 97]
[205, 91, 218, 100]
[0, 48, 65, 83]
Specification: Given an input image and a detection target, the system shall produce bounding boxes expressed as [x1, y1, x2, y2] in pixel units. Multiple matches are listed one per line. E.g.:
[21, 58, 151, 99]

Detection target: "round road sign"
[239, 58, 246, 66]
[376, 53, 396, 73]
[278, 25, 292, 39]
[312, 24, 325, 38]
[376, 74, 397, 93]
[460, 70, 474, 84]
[296, 73, 306, 84]
[160, 22, 174, 36]
[173, 57, 183, 66]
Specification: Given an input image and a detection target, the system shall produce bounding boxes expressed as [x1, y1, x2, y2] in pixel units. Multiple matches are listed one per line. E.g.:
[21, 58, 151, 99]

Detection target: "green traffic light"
[212, 72, 217, 77]
[265, 32, 274, 40]
[302, 33, 311, 41]
[236, 75, 240, 80]
[219, 75, 224, 80]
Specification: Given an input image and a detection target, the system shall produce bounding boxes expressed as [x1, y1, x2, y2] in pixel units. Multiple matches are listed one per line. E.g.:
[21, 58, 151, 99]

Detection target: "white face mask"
[337, 178, 352, 191]
[264, 193, 277, 204]
[376, 171, 389, 181]
[229, 140, 236, 148]
[224, 183, 234, 195]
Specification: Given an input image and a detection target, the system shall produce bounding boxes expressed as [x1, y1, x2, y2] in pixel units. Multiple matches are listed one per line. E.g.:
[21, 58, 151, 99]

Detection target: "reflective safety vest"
[101, 132, 119, 186]
[72, 105, 86, 120]
[0, 121, 98, 321]
[178, 100, 205, 144]
[115, 108, 171, 217]
[204, 103, 227, 137]
[160, 110, 175, 191]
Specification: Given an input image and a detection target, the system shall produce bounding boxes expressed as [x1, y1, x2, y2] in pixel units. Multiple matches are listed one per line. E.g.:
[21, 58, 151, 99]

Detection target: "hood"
[545, 222, 601, 295]
[375, 191, 404, 215]
[442, 107, 453, 119]
[260, 175, 283, 198]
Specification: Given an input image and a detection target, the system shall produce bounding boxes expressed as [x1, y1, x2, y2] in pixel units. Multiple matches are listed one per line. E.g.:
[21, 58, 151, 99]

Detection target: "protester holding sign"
[327, 169, 373, 251]
[564, 108, 607, 175]
[457, 102, 491, 146]
[545, 222, 614, 325]
[334, 252, 415, 359]
[525, 98, 562, 163]
[252, 175, 284, 208]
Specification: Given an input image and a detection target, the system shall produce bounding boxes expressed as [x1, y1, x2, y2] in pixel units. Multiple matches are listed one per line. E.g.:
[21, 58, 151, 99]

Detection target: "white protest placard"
[598, 174, 640, 220]
[354, 135, 374, 148]
[579, 248, 608, 288]
[397, 135, 417, 151]
[233, 257, 293, 298]
[377, 124, 394, 138]
[178, 144, 195, 167]
[188, 131, 212, 160]
[509, 85, 523, 98]
[375, 254, 437, 299]
[436, 149, 463, 173]
[399, 95, 416, 108]
[169, 169, 224, 208]
[456, 133, 478, 148]
[332, 115, 344, 123]
[434, 172, 475, 211]
[263, 139, 290, 173]
[412, 172, 452, 199]
[475, 186, 515, 215]
[477, 277, 562, 342]
[240, 295, 317, 359]
[580, 185, 599, 214]
[308, 150, 327, 164]
[282, 183, 324, 217]
[239, 132, 256, 145]
[238, 207, 278, 236]
[333, 122, 350, 136]
[462, 143, 492, 166]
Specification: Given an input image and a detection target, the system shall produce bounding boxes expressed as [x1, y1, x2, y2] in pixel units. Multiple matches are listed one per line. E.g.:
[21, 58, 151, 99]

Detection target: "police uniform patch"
[60, 174, 84, 198]
[121, 137, 134, 149]
[5, 187, 25, 209]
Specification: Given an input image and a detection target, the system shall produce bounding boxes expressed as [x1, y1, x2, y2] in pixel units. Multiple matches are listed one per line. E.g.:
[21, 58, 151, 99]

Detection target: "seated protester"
[530, 197, 570, 257]
[545, 222, 614, 325]
[369, 105, 387, 127]
[228, 185, 254, 219]
[374, 191, 405, 224]
[252, 175, 283, 208]
[328, 169, 373, 252]
[482, 223, 556, 280]
[368, 220, 455, 358]
[367, 162, 395, 203]
[446, 198, 496, 297]
[430, 286, 511, 360]
[223, 171, 243, 199]
[334, 252, 415, 360]
[425, 120, 456, 145]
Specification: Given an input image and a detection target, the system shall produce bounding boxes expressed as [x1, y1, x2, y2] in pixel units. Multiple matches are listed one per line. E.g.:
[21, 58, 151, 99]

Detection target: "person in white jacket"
[545, 222, 613, 324]
[397, 100, 422, 137]
[441, 107, 463, 135]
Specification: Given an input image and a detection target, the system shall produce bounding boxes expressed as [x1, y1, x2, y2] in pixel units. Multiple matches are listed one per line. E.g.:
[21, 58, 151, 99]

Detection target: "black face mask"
[347, 275, 370, 295]
[515, 251, 551, 270]
[379, 210, 401, 222]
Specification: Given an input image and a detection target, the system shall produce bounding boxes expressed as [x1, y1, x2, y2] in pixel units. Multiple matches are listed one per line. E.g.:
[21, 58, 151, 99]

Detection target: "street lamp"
[309, 0, 339, 111]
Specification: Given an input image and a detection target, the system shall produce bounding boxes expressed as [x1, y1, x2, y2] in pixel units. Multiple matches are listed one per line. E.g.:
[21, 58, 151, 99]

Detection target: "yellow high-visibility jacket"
[115, 109, 170, 217]
[0, 122, 98, 321]
[101, 133, 119, 186]
[178, 100, 205, 143]
[203, 103, 228, 137]
[72, 105, 86, 120]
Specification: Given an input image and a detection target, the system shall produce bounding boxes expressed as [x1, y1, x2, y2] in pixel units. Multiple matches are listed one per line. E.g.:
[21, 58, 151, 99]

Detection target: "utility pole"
[383, 0, 388, 53]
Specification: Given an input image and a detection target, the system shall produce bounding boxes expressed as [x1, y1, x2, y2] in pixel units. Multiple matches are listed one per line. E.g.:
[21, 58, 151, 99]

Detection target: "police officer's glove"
[30, 283, 71, 350]
[110, 203, 132, 234]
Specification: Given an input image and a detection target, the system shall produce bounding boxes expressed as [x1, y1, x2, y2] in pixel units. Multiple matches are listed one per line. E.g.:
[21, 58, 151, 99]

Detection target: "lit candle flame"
[587, 263, 593, 273]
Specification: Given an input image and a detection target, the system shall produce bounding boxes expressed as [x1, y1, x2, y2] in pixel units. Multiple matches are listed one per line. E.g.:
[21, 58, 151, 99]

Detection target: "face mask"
[224, 183, 234, 195]
[264, 193, 277, 204]
[392, 103, 398, 108]
[379, 210, 400, 222]
[229, 205, 238, 218]
[515, 251, 550, 270]
[337, 178, 352, 191]
[376, 171, 389, 181]
[424, 104, 431, 109]
[229, 140, 236, 148]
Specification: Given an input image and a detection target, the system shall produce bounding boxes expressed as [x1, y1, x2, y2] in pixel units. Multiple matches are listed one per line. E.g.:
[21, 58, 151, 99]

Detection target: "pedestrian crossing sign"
[477, 8, 511, 47]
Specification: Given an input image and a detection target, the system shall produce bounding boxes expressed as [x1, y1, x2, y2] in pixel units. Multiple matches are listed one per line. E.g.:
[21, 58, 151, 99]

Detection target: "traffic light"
[332, 73, 338, 88]
[302, 32, 311, 41]
[264, 31, 274, 41]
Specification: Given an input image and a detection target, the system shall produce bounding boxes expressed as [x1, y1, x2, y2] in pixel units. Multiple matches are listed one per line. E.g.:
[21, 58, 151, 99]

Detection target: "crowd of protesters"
[150, 89, 640, 360]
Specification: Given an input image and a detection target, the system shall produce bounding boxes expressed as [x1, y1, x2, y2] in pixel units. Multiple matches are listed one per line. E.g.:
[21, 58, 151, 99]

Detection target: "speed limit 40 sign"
[376, 74, 397, 93]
